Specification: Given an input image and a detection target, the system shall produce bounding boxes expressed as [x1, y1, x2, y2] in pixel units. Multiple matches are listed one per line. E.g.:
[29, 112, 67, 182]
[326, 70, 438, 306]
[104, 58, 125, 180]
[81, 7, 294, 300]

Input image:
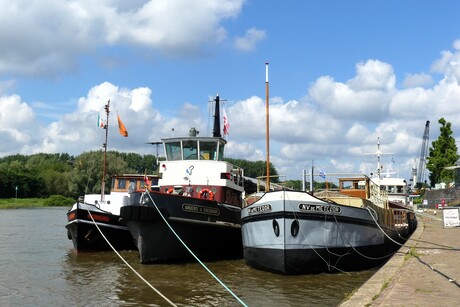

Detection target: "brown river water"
[0, 207, 376, 306]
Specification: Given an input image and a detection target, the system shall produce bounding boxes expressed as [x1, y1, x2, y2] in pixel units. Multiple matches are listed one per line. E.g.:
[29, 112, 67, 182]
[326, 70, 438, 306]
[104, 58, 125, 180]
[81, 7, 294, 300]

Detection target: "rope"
[331, 209, 396, 261]
[365, 207, 405, 247]
[366, 208, 460, 288]
[413, 253, 460, 288]
[84, 205, 177, 307]
[283, 190, 351, 274]
[144, 192, 248, 307]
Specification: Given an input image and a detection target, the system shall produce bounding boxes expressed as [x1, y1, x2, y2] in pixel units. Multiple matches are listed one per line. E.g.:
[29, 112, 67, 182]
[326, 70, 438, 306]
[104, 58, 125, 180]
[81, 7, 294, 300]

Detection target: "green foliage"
[0, 151, 278, 198]
[43, 195, 75, 207]
[119, 152, 158, 173]
[68, 150, 128, 197]
[426, 118, 459, 186]
[0, 151, 157, 199]
[224, 158, 279, 182]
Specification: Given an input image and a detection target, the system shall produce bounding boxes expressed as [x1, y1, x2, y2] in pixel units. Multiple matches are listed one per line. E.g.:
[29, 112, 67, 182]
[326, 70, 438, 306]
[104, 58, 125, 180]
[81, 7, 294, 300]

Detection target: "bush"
[44, 195, 75, 207]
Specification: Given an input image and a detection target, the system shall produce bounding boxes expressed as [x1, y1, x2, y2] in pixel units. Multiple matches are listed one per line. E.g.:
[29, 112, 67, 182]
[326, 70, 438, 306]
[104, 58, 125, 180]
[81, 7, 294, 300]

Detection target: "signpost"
[442, 207, 460, 228]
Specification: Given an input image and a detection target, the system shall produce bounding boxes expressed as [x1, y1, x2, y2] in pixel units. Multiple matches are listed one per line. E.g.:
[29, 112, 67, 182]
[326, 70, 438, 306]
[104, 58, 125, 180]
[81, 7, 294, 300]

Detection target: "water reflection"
[0, 208, 375, 306]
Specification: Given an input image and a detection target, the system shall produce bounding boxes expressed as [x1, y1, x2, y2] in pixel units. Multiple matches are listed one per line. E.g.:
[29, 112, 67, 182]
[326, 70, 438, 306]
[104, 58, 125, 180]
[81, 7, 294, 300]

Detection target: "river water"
[0, 208, 376, 306]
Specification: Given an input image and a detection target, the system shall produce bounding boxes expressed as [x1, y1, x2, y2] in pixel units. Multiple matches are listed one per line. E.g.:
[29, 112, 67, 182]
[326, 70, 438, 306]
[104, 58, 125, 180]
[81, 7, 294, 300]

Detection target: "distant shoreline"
[0, 196, 74, 209]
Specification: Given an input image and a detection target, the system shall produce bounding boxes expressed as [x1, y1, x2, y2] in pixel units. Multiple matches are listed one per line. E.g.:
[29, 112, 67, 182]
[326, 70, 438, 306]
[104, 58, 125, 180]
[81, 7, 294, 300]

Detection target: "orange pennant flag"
[117, 114, 128, 137]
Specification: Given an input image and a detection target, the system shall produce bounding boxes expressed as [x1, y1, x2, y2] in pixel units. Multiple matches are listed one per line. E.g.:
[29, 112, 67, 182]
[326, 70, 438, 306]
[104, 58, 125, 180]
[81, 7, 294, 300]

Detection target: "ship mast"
[265, 62, 270, 192]
[101, 100, 110, 201]
[376, 137, 381, 180]
[212, 95, 222, 138]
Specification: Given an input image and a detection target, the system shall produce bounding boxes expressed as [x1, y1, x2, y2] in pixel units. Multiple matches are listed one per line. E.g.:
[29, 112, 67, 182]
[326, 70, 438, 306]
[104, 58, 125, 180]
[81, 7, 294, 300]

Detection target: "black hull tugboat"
[120, 95, 245, 263]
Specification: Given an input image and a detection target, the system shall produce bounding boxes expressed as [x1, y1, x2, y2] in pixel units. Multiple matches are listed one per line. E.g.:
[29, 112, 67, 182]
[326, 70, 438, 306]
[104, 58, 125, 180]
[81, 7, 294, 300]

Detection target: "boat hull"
[66, 202, 137, 252]
[120, 191, 243, 263]
[241, 190, 407, 275]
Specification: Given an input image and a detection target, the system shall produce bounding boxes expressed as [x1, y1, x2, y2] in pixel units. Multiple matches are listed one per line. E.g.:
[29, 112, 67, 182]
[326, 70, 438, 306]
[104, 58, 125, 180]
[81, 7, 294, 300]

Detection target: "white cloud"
[0, 95, 35, 128]
[234, 28, 266, 51]
[4, 39, 460, 183]
[0, 95, 36, 155]
[309, 60, 395, 122]
[0, 0, 245, 76]
[347, 60, 395, 91]
[402, 73, 433, 88]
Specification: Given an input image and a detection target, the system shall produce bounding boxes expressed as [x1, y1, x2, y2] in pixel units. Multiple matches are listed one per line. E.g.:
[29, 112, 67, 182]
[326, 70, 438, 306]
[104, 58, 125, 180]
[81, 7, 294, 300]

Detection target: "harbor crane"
[415, 120, 430, 188]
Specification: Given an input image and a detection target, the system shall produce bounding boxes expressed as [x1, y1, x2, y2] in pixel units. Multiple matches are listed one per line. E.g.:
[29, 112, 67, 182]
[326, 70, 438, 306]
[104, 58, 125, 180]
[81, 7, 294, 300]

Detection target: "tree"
[426, 118, 459, 187]
[224, 158, 279, 182]
[68, 150, 128, 198]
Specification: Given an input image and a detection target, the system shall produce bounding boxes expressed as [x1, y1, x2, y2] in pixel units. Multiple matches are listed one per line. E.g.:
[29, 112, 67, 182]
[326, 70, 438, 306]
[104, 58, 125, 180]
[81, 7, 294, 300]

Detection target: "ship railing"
[369, 180, 389, 209]
[390, 208, 410, 228]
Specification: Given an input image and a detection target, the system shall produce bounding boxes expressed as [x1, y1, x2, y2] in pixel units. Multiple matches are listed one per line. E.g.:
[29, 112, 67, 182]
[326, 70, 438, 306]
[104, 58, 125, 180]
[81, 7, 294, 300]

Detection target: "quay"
[341, 210, 460, 306]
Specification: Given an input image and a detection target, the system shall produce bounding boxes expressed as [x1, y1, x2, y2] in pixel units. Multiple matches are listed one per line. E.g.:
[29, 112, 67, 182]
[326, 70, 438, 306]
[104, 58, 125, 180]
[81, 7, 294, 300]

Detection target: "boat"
[368, 138, 410, 208]
[66, 174, 157, 251]
[119, 95, 245, 263]
[66, 99, 156, 252]
[240, 64, 416, 274]
[242, 176, 417, 275]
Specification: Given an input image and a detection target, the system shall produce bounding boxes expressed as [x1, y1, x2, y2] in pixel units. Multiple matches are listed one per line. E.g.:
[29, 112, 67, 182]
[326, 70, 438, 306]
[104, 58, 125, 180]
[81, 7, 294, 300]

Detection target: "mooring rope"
[366, 207, 460, 288]
[413, 253, 460, 288]
[365, 207, 405, 247]
[84, 206, 177, 307]
[144, 192, 248, 307]
[330, 209, 396, 261]
[283, 190, 351, 274]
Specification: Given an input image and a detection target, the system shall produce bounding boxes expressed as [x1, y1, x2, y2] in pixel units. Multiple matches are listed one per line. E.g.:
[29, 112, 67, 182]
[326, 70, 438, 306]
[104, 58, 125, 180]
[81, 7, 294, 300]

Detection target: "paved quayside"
[341, 209, 460, 306]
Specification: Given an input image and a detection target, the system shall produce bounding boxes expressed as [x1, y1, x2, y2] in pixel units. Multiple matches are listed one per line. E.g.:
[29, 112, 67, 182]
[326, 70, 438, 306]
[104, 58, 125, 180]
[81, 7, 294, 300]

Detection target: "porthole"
[272, 219, 280, 237]
[291, 220, 299, 237]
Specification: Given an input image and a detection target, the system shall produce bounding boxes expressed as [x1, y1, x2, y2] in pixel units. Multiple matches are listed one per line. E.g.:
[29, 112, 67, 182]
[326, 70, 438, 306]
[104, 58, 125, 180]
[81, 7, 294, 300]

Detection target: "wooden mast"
[101, 100, 110, 201]
[265, 62, 270, 192]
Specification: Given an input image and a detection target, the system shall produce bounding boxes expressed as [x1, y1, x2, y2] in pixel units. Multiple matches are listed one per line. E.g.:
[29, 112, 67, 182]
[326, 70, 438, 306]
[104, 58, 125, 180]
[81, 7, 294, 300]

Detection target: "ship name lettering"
[298, 203, 341, 214]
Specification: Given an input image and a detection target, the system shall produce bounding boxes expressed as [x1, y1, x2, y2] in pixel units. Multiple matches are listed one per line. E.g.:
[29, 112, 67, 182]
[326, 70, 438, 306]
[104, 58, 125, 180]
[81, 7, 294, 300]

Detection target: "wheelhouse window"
[165, 142, 182, 161]
[217, 141, 225, 161]
[199, 141, 218, 160]
[182, 140, 198, 160]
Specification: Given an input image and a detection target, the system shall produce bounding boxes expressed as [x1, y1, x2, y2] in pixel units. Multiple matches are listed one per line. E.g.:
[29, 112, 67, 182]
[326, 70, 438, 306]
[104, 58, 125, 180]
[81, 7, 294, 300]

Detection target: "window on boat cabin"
[165, 142, 181, 160]
[396, 185, 403, 193]
[117, 179, 127, 190]
[182, 140, 198, 160]
[199, 141, 218, 160]
[130, 179, 137, 189]
[218, 141, 225, 161]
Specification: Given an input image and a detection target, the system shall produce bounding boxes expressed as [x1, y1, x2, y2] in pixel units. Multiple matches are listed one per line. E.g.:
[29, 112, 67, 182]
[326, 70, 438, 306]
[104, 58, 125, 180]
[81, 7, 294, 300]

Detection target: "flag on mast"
[117, 114, 128, 137]
[97, 114, 104, 128]
[223, 107, 229, 135]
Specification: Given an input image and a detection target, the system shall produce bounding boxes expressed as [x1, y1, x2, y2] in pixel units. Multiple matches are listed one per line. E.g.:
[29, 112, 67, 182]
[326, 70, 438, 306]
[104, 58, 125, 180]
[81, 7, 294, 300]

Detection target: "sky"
[1, 0, 460, 186]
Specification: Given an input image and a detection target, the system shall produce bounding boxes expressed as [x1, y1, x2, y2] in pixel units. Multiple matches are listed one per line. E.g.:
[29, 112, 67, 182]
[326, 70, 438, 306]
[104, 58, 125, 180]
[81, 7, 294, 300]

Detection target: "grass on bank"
[0, 195, 74, 209]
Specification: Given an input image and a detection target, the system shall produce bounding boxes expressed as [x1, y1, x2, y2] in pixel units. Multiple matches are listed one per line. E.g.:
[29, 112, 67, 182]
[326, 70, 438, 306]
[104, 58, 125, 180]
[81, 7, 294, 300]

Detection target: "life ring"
[167, 188, 174, 194]
[198, 189, 214, 200]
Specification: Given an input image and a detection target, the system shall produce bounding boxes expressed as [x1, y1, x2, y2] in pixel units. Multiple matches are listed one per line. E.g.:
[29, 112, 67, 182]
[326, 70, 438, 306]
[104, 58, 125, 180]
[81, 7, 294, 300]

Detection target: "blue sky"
[1, 0, 460, 185]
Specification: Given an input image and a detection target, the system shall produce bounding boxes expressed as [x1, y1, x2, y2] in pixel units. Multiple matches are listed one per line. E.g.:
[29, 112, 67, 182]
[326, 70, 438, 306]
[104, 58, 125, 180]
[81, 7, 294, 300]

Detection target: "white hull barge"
[242, 177, 416, 274]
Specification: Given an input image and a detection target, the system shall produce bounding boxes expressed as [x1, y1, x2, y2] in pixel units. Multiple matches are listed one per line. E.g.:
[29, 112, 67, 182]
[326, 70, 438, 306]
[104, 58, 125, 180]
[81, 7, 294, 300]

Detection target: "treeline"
[0, 153, 281, 199]
[0, 151, 158, 199]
